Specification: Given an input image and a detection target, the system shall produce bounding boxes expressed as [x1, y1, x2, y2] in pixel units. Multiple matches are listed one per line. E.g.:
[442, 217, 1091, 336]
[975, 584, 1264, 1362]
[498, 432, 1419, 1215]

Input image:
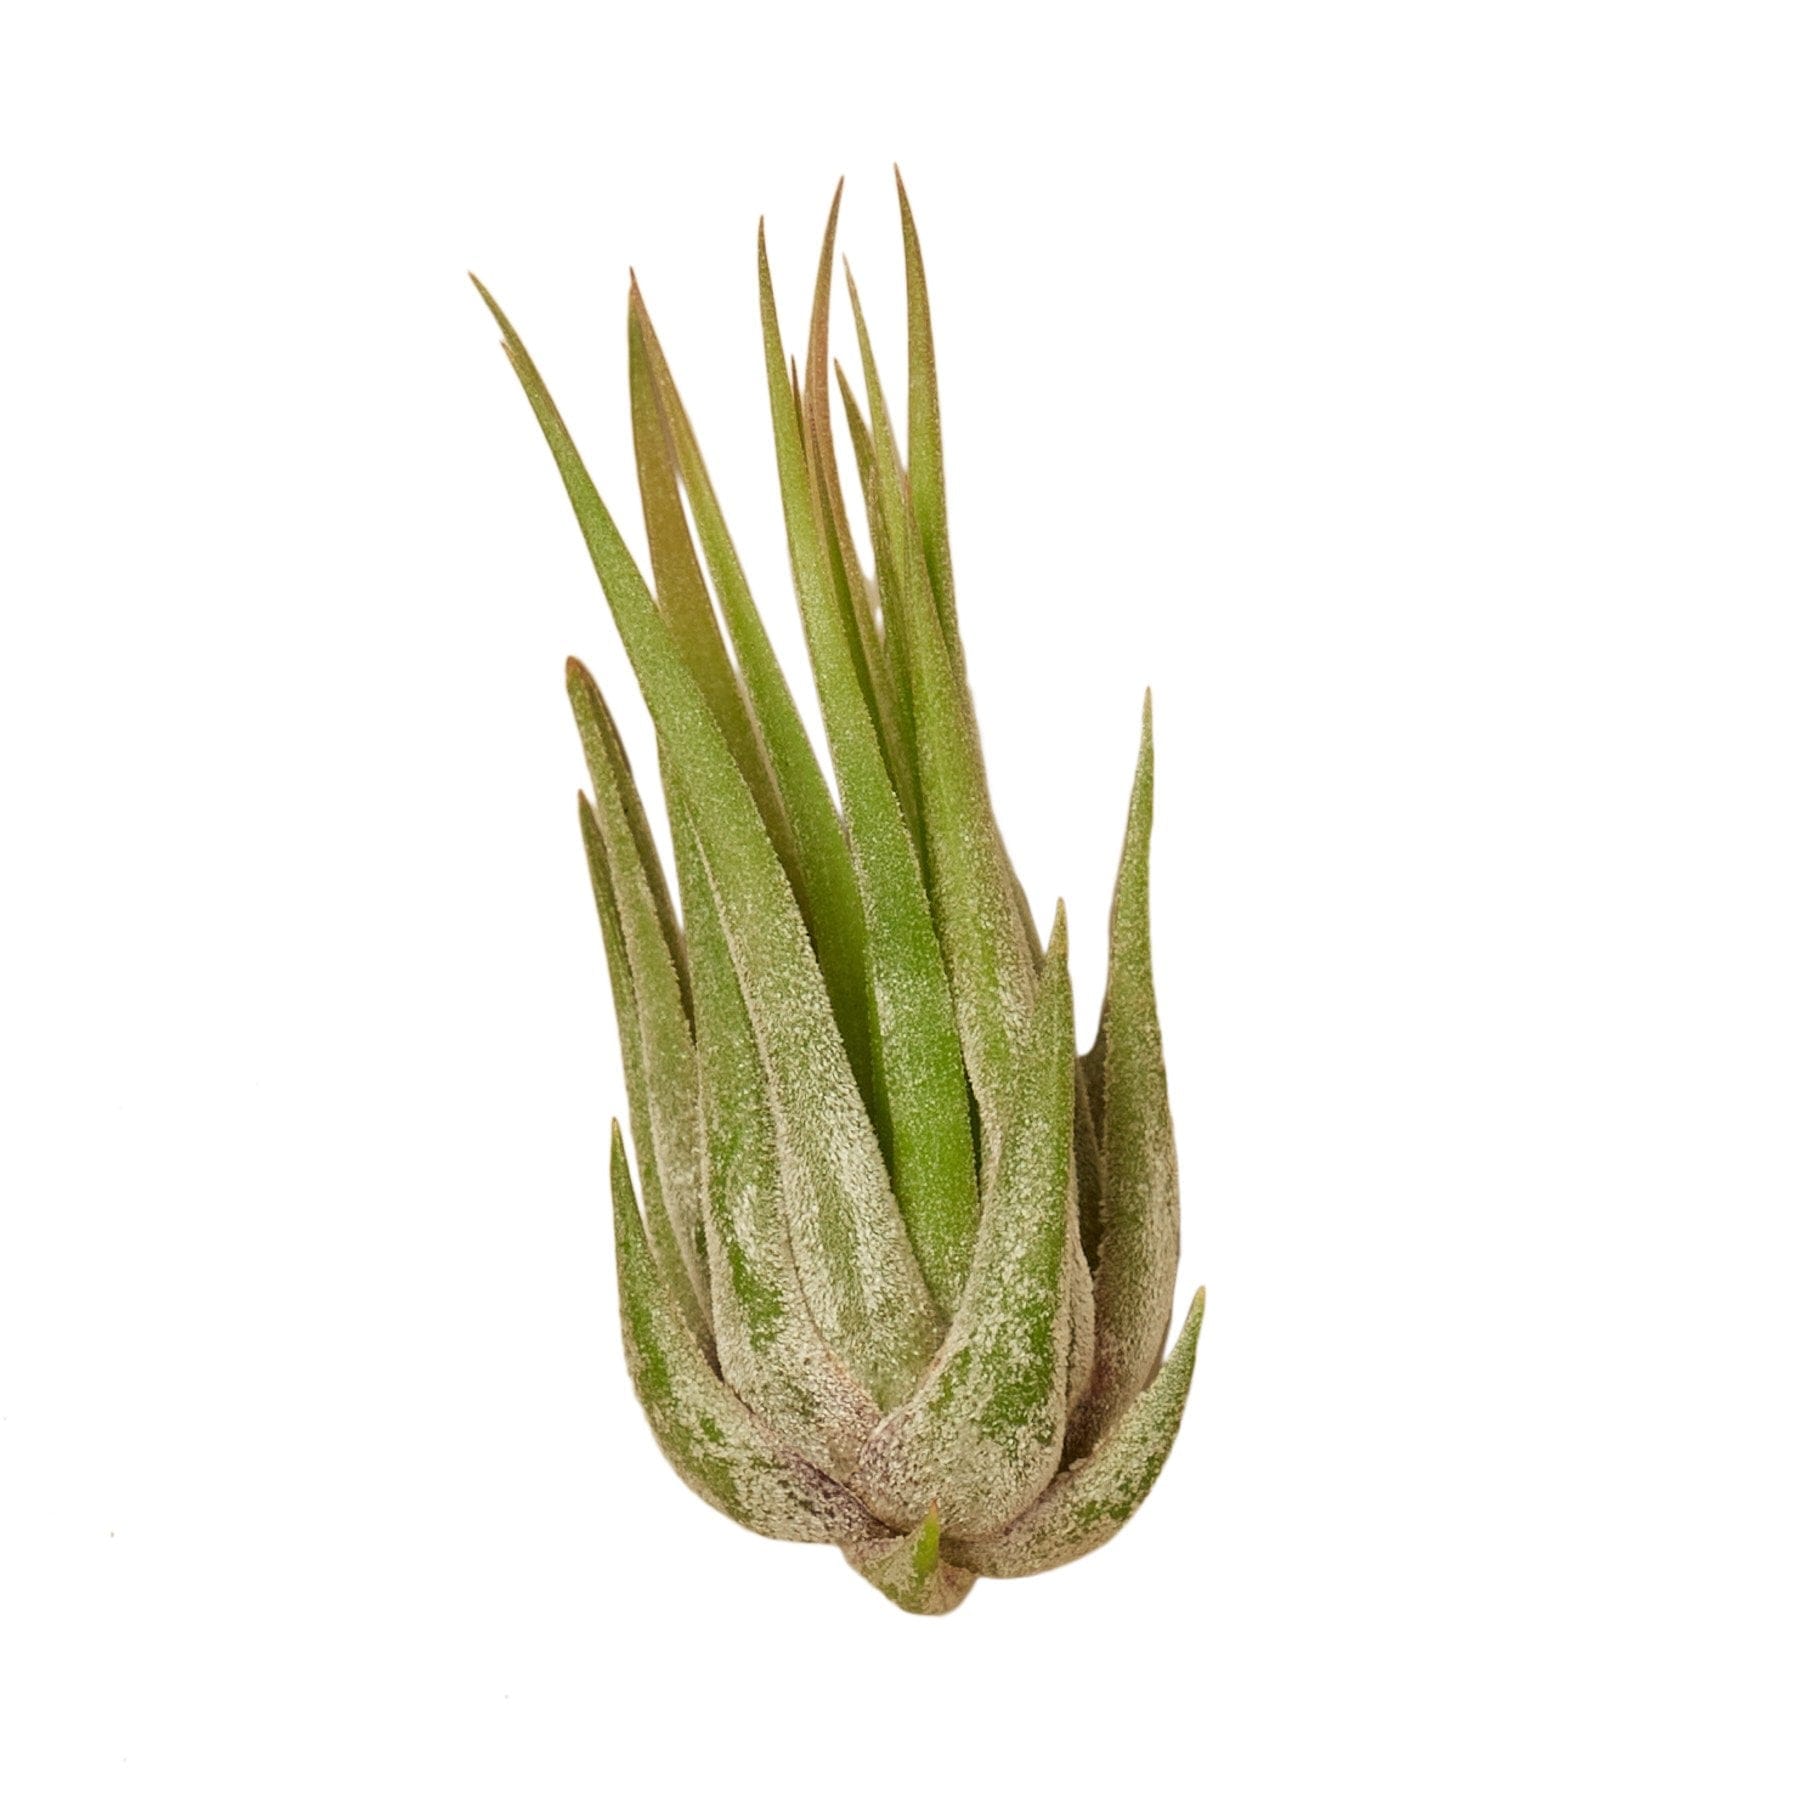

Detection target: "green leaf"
[843, 270, 1040, 1171]
[569, 664, 709, 1343]
[760, 220, 980, 1315]
[1067, 697, 1181, 1456]
[946, 1287, 1204, 1577]
[842, 1503, 977, 1616]
[476, 278, 938, 1409]
[894, 167, 969, 704]
[854, 909, 1077, 1539]
[566, 653, 688, 1020]
[626, 305, 800, 882]
[798, 190, 918, 844]
[609, 1122, 885, 1545]
[576, 794, 711, 1356]
[673, 796, 883, 1482]
[625, 279, 876, 1117]
[833, 361, 918, 776]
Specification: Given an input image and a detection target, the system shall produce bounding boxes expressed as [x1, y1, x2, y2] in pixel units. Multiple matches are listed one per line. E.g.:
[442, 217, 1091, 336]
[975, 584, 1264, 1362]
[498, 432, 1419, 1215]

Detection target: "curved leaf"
[1068, 696, 1180, 1455]
[947, 1286, 1204, 1577]
[843, 270, 1038, 1167]
[842, 1503, 976, 1616]
[673, 797, 882, 1482]
[624, 279, 877, 1119]
[609, 1123, 884, 1545]
[626, 305, 799, 885]
[761, 216, 980, 1315]
[476, 280, 939, 1410]
[570, 666, 708, 1339]
[854, 910, 1077, 1538]
[578, 794, 711, 1357]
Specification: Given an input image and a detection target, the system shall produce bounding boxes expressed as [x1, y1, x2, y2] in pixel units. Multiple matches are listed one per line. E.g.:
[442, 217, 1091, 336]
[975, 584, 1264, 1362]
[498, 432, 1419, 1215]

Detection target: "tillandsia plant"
[474, 174, 1203, 1615]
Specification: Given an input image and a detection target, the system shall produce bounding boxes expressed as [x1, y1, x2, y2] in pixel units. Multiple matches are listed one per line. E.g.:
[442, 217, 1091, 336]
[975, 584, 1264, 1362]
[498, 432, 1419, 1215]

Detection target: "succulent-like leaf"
[854, 909, 1077, 1538]
[842, 1503, 976, 1616]
[626, 281, 877, 1116]
[567, 652, 688, 1018]
[479, 183, 1205, 1614]
[946, 1286, 1205, 1577]
[797, 189, 918, 842]
[609, 1123, 886, 1545]
[833, 360, 918, 777]
[673, 797, 883, 1481]
[577, 795, 711, 1354]
[626, 306, 800, 884]
[569, 665, 709, 1342]
[1068, 697, 1180, 1455]
[760, 219, 981, 1315]
[842, 271, 1039, 1167]
[476, 280, 941, 1410]
[894, 168, 969, 705]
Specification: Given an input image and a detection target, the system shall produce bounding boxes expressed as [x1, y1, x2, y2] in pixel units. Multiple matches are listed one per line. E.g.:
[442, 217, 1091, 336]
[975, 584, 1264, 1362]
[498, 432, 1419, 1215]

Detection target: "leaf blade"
[609, 1122, 884, 1545]
[477, 279, 938, 1408]
[844, 270, 1038, 1167]
[625, 278, 876, 1114]
[947, 1287, 1204, 1577]
[576, 793, 710, 1354]
[895, 167, 968, 701]
[673, 794, 883, 1481]
[854, 911, 1078, 1538]
[761, 217, 980, 1315]
[570, 665, 709, 1337]
[1068, 696, 1181, 1454]
[841, 1503, 976, 1616]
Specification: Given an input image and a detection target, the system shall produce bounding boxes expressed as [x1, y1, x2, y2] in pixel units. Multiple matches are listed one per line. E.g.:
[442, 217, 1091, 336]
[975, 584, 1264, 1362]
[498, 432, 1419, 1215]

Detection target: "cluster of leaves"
[476, 175, 1202, 1614]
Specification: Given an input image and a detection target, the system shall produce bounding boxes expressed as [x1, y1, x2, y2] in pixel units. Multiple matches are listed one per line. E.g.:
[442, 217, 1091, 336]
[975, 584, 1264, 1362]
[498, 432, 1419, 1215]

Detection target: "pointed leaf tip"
[947, 1285, 1205, 1578]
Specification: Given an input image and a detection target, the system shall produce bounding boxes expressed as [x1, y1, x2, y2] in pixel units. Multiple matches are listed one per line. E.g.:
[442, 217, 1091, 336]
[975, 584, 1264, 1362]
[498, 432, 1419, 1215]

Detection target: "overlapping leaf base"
[479, 174, 1203, 1612]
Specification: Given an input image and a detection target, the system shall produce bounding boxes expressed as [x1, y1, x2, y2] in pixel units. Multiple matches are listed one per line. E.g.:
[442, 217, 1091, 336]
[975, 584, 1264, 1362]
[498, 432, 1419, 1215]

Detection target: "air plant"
[474, 174, 1203, 1614]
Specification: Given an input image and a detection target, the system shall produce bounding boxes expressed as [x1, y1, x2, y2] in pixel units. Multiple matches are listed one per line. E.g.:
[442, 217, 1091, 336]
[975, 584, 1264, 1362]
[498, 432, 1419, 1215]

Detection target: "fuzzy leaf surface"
[570, 666, 708, 1333]
[842, 1504, 976, 1616]
[626, 307, 797, 877]
[1068, 697, 1180, 1455]
[674, 800, 883, 1481]
[626, 282, 875, 1114]
[577, 795, 711, 1354]
[609, 1124, 885, 1545]
[853, 912, 1077, 1538]
[844, 273, 1038, 1168]
[947, 1286, 1204, 1577]
[762, 218, 980, 1314]
[477, 281, 941, 1410]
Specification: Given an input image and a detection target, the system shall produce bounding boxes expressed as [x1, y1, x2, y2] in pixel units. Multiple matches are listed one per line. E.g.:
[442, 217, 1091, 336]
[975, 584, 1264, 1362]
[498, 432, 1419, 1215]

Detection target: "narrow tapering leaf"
[625, 279, 876, 1115]
[609, 1123, 886, 1545]
[854, 910, 1077, 1538]
[477, 280, 938, 1407]
[799, 192, 918, 841]
[577, 795, 711, 1354]
[570, 665, 708, 1335]
[567, 654, 687, 1018]
[844, 270, 1038, 1165]
[947, 1287, 1204, 1577]
[761, 222, 980, 1314]
[842, 1503, 976, 1616]
[894, 168, 968, 701]
[1068, 697, 1180, 1455]
[627, 305, 800, 879]
[834, 360, 918, 767]
[673, 798, 883, 1481]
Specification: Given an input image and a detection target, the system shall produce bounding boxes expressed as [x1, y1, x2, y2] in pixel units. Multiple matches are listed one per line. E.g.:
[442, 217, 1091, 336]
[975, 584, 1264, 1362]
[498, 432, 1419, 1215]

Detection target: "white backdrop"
[3, 3, 1796, 1793]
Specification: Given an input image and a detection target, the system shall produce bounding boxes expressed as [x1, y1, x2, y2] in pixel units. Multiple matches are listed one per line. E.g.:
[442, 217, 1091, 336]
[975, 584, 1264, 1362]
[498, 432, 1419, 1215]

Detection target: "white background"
[3, 3, 1796, 1793]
